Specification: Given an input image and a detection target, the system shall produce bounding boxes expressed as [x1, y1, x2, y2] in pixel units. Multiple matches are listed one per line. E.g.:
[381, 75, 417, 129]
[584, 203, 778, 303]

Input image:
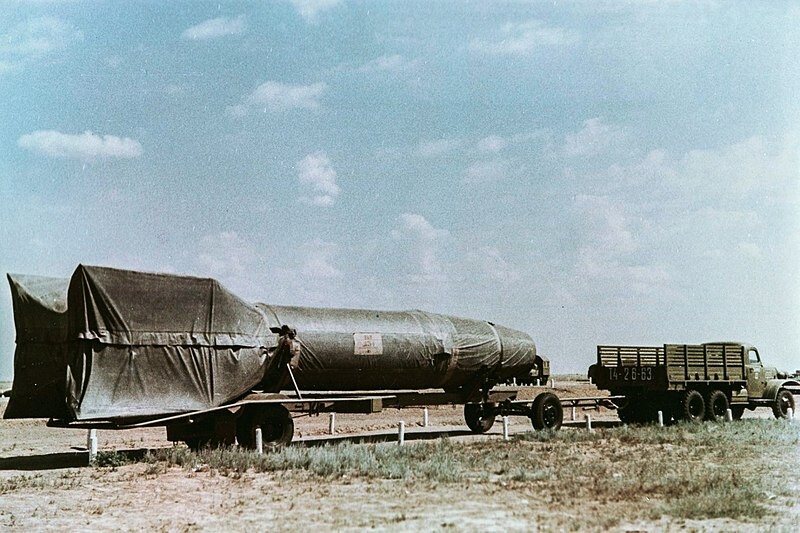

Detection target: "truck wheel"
[236, 405, 294, 448]
[678, 390, 705, 423]
[530, 392, 563, 431]
[464, 403, 497, 433]
[705, 390, 729, 422]
[772, 390, 796, 419]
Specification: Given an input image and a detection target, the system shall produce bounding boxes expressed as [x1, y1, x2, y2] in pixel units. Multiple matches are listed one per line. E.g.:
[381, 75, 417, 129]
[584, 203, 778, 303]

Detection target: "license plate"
[609, 366, 655, 381]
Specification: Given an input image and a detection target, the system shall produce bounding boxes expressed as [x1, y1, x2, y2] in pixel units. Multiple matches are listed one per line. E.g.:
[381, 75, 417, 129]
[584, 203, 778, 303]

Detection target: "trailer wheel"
[530, 392, 563, 431]
[678, 390, 705, 423]
[705, 390, 729, 422]
[236, 405, 294, 448]
[464, 403, 496, 433]
[772, 390, 795, 419]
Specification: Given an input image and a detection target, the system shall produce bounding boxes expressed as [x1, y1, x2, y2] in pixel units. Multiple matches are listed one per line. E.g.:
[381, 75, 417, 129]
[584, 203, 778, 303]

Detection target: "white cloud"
[17, 130, 143, 161]
[297, 151, 340, 206]
[563, 117, 626, 157]
[291, 0, 342, 23]
[1, 17, 83, 57]
[477, 135, 507, 153]
[463, 159, 510, 184]
[196, 231, 258, 279]
[392, 214, 449, 283]
[181, 15, 246, 40]
[301, 239, 343, 279]
[470, 19, 578, 56]
[469, 246, 520, 284]
[244, 81, 327, 113]
[1, 17, 83, 74]
[574, 195, 637, 255]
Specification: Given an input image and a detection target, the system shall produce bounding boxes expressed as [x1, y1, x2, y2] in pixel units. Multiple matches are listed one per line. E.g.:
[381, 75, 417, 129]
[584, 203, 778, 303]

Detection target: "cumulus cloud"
[563, 117, 627, 157]
[470, 19, 578, 56]
[17, 130, 143, 161]
[238, 81, 326, 114]
[181, 15, 246, 40]
[477, 135, 507, 153]
[291, 0, 342, 23]
[301, 239, 343, 279]
[196, 231, 258, 279]
[392, 213, 449, 283]
[463, 159, 510, 184]
[297, 151, 340, 206]
[469, 246, 520, 284]
[575, 195, 637, 256]
[1, 17, 83, 73]
[416, 138, 462, 157]
[1, 17, 83, 57]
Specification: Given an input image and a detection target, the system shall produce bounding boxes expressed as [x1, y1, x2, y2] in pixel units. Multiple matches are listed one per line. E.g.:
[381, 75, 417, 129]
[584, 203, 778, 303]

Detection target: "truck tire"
[705, 390, 729, 422]
[236, 405, 294, 448]
[464, 403, 496, 433]
[530, 392, 563, 431]
[772, 390, 796, 419]
[678, 390, 705, 423]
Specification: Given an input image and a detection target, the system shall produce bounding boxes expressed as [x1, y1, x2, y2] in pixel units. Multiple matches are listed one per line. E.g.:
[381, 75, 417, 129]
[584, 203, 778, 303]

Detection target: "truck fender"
[763, 379, 800, 400]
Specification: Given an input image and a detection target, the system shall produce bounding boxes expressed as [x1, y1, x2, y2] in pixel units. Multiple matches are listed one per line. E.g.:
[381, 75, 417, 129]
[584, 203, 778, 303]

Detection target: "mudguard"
[763, 379, 800, 400]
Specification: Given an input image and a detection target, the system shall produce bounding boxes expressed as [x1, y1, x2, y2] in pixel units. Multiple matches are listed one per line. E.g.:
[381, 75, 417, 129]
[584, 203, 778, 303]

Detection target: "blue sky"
[1, 1, 798, 380]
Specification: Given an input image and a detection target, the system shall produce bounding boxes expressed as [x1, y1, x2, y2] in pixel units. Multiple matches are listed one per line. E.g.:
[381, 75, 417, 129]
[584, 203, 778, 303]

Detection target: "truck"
[5, 264, 579, 449]
[588, 343, 800, 423]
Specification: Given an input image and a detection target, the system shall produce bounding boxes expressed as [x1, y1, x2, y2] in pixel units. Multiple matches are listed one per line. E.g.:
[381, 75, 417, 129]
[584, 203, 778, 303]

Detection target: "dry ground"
[1, 382, 798, 532]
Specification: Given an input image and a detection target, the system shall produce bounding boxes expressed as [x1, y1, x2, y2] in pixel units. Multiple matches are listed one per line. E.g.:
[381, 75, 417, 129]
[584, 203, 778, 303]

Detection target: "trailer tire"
[772, 389, 795, 419]
[705, 390, 729, 422]
[678, 390, 705, 423]
[464, 403, 496, 433]
[237, 405, 294, 448]
[530, 392, 563, 431]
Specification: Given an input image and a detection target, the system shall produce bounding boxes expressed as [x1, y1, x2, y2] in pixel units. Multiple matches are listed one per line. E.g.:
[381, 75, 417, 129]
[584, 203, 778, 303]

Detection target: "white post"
[788, 407, 794, 420]
[329, 413, 336, 434]
[571, 405, 576, 421]
[725, 408, 733, 422]
[502, 416, 510, 441]
[398, 421, 405, 445]
[512, 378, 517, 387]
[423, 407, 429, 428]
[550, 379, 555, 388]
[657, 410, 664, 427]
[585, 414, 593, 432]
[87, 429, 98, 462]
[536, 378, 540, 387]
[255, 427, 263, 454]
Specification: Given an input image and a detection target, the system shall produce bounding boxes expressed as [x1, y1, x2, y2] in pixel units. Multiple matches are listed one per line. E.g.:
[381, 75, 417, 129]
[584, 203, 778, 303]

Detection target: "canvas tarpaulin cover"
[6, 265, 538, 422]
[6, 265, 272, 421]
[5, 274, 71, 419]
[257, 305, 538, 391]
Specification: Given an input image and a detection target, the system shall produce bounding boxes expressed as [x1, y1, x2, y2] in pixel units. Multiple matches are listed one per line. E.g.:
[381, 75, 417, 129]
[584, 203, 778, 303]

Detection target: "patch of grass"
[130, 419, 799, 526]
[0, 471, 82, 494]
[93, 450, 132, 468]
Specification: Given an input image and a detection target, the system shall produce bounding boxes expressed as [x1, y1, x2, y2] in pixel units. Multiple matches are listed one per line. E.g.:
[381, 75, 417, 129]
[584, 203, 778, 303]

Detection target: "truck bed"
[594, 344, 748, 388]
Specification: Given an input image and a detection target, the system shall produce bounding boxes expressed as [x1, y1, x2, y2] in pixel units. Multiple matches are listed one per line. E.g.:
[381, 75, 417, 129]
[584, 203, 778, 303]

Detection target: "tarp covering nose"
[5, 265, 272, 421]
[4, 274, 70, 419]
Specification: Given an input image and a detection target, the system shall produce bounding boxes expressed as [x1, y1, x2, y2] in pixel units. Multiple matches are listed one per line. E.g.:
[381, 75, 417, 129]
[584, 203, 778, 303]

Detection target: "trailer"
[588, 343, 800, 423]
[5, 265, 587, 449]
